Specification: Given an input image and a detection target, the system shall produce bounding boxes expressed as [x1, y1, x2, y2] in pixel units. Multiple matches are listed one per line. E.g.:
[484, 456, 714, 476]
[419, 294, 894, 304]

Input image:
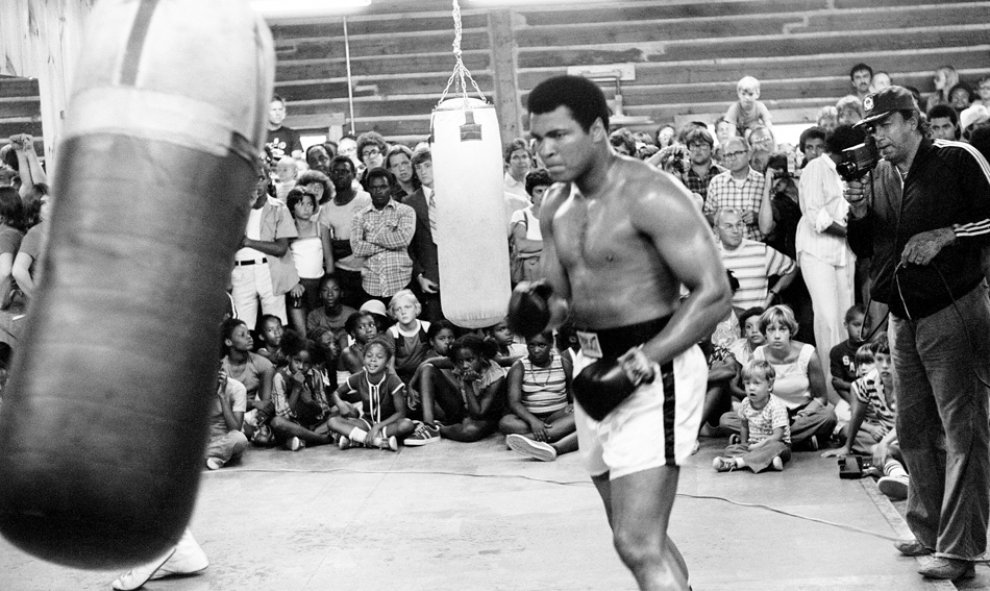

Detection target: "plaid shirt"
[350, 199, 416, 297]
[704, 168, 767, 241]
[683, 162, 725, 202]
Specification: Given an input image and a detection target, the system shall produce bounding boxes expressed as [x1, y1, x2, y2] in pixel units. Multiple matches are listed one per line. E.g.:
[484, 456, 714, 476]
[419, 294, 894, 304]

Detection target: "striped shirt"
[704, 168, 768, 241]
[519, 352, 569, 415]
[718, 238, 795, 310]
[738, 395, 791, 445]
[851, 368, 896, 436]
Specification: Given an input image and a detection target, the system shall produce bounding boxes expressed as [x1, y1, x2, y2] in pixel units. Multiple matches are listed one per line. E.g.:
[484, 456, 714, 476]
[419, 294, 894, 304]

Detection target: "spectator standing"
[350, 168, 416, 304]
[320, 155, 371, 308]
[705, 137, 768, 241]
[503, 138, 533, 199]
[844, 86, 990, 581]
[849, 63, 874, 103]
[265, 95, 302, 160]
[796, 125, 862, 393]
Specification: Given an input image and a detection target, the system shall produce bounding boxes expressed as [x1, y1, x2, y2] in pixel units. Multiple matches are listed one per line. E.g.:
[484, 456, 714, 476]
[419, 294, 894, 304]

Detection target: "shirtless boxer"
[511, 75, 731, 591]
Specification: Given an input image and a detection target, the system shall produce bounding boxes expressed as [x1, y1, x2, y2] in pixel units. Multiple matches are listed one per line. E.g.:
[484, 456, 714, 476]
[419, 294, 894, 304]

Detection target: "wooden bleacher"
[2, 0, 988, 148]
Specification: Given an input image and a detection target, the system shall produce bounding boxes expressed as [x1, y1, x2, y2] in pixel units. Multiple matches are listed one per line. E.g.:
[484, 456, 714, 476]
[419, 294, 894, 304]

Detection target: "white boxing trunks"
[572, 344, 707, 480]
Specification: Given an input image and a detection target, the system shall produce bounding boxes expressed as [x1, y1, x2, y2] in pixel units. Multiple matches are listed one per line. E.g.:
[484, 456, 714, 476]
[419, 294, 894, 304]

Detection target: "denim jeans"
[889, 283, 990, 561]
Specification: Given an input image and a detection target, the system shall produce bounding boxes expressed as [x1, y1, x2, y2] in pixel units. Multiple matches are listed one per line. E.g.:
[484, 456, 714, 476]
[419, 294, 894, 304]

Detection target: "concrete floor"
[1, 436, 987, 591]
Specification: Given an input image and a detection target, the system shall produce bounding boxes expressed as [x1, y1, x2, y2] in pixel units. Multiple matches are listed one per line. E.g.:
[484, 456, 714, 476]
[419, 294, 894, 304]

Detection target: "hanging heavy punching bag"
[0, 0, 273, 569]
[431, 98, 511, 328]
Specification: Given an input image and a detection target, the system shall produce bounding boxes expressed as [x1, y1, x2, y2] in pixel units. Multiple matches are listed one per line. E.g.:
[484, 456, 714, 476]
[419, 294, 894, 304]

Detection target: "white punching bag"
[431, 98, 511, 328]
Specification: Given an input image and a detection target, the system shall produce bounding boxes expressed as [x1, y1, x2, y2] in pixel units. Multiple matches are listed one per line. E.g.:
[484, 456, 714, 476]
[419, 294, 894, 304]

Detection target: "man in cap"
[844, 86, 990, 582]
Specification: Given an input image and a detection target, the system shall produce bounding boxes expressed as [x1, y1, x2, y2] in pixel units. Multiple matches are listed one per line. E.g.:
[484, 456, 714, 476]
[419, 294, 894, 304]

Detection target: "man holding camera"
[844, 86, 990, 582]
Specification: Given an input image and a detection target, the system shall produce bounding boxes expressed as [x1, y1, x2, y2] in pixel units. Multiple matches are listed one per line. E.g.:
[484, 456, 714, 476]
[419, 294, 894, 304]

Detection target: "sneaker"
[894, 539, 933, 557]
[506, 433, 557, 462]
[205, 457, 224, 471]
[404, 421, 441, 447]
[286, 436, 304, 451]
[712, 456, 737, 472]
[728, 434, 741, 445]
[337, 435, 351, 450]
[878, 476, 908, 500]
[918, 557, 975, 580]
[376, 435, 398, 452]
[770, 456, 784, 471]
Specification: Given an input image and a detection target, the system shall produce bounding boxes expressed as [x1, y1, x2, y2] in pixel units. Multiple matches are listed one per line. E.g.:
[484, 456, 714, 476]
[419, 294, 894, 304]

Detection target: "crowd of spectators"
[1, 62, 988, 490]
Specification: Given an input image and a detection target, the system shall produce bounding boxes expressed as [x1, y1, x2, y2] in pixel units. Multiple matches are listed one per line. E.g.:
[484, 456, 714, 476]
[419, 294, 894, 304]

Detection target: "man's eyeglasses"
[723, 150, 749, 159]
[688, 143, 711, 151]
[362, 148, 381, 158]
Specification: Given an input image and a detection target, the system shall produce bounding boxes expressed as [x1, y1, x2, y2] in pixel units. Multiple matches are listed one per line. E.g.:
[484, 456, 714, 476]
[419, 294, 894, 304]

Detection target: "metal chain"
[437, 0, 488, 106]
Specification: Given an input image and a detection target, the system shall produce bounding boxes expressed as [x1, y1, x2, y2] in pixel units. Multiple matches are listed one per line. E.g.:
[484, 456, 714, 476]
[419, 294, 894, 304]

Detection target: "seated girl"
[719, 305, 836, 450]
[220, 318, 275, 445]
[269, 332, 334, 450]
[418, 334, 507, 442]
[487, 317, 527, 365]
[337, 311, 379, 383]
[329, 337, 415, 451]
[499, 331, 577, 462]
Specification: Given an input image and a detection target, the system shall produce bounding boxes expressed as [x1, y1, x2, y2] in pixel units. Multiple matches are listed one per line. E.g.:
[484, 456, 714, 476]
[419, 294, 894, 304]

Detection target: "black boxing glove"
[507, 280, 556, 338]
[573, 352, 656, 421]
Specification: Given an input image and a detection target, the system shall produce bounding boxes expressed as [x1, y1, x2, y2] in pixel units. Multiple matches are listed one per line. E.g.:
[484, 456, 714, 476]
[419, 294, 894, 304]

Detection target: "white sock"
[348, 428, 368, 444]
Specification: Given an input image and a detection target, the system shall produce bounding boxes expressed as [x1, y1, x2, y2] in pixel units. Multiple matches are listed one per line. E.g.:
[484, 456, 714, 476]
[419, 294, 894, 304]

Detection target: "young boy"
[829, 304, 866, 404]
[329, 337, 415, 451]
[724, 76, 774, 137]
[823, 339, 896, 457]
[713, 359, 791, 473]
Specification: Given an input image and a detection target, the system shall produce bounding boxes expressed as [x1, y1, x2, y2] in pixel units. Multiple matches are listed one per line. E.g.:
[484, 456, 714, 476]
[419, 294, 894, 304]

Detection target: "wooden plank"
[0, 77, 39, 98]
[348, 74, 495, 98]
[516, 47, 990, 89]
[0, 120, 43, 138]
[276, 52, 490, 82]
[269, 14, 488, 39]
[0, 100, 41, 119]
[275, 30, 490, 61]
[834, 0, 988, 8]
[794, 4, 990, 33]
[516, 28, 990, 68]
[513, 17, 800, 48]
[489, 9, 522, 145]
[274, 81, 375, 102]
[514, 0, 828, 26]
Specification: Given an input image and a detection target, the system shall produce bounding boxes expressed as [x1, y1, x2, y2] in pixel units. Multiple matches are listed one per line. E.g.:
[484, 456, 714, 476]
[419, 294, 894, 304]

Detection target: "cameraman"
[844, 86, 990, 582]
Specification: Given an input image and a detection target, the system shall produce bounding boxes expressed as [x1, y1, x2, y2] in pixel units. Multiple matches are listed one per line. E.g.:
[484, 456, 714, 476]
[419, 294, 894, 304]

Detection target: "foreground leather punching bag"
[0, 0, 274, 569]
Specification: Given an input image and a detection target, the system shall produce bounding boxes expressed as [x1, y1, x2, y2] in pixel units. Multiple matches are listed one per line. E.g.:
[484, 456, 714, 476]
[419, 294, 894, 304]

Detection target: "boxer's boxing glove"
[572, 359, 642, 421]
[507, 280, 556, 338]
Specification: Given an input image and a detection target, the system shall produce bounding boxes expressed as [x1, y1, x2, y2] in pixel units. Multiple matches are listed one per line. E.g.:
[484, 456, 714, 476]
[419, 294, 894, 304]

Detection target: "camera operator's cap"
[960, 104, 990, 133]
[856, 86, 919, 128]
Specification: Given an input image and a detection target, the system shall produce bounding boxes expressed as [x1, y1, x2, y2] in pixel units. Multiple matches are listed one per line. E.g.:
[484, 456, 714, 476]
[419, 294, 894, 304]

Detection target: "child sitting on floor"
[713, 359, 791, 473]
[269, 332, 334, 450]
[255, 314, 288, 368]
[487, 317, 527, 364]
[329, 337, 415, 451]
[382, 289, 431, 386]
[418, 334, 507, 442]
[337, 311, 379, 383]
[499, 331, 577, 462]
[823, 339, 896, 458]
